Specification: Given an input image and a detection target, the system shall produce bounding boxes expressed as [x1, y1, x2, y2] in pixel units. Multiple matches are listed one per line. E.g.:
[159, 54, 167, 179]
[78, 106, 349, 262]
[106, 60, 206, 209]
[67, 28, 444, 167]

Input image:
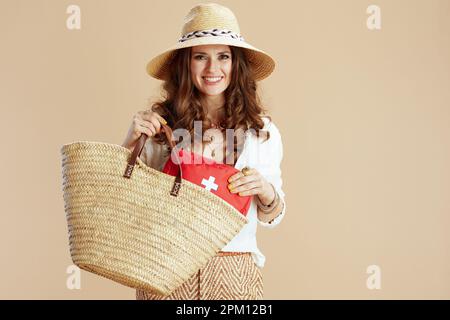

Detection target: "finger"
[140, 111, 154, 122]
[146, 117, 162, 133]
[229, 174, 259, 189]
[154, 113, 168, 125]
[140, 125, 155, 137]
[142, 111, 167, 126]
[228, 172, 244, 183]
[139, 113, 165, 133]
[236, 186, 261, 197]
[242, 167, 256, 176]
[137, 122, 156, 137]
[139, 110, 151, 119]
[138, 117, 158, 133]
[229, 181, 261, 194]
[228, 167, 259, 183]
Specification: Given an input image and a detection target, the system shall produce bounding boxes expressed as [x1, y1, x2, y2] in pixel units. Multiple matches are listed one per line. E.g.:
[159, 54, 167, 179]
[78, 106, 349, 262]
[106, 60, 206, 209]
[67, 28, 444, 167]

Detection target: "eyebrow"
[192, 51, 231, 55]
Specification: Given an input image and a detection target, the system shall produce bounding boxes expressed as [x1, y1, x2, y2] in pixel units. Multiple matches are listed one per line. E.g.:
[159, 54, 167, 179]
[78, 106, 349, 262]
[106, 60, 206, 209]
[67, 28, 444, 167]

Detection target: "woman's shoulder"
[261, 116, 282, 140]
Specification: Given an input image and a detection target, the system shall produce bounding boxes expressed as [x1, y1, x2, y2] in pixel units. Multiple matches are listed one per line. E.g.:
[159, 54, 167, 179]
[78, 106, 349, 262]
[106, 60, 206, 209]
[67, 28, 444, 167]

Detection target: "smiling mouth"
[202, 76, 223, 84]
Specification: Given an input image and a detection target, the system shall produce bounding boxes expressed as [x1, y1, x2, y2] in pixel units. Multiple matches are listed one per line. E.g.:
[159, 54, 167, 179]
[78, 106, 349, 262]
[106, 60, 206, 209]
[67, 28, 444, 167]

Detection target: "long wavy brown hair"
[150, 45, 271, 165]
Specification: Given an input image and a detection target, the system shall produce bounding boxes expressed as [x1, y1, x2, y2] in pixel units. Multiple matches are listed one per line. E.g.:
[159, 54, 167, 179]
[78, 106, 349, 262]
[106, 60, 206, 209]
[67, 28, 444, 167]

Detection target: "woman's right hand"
[122, 109, 167, 151]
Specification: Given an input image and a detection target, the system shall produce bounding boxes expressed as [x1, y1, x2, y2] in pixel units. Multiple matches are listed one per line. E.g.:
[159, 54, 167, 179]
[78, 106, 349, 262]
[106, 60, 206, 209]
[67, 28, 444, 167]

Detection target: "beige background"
[0, 0, 449, 299]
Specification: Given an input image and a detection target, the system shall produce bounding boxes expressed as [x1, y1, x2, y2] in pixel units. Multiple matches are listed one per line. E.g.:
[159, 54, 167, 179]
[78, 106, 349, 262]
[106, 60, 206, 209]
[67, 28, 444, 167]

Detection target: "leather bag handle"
[123, 123, 182, 196]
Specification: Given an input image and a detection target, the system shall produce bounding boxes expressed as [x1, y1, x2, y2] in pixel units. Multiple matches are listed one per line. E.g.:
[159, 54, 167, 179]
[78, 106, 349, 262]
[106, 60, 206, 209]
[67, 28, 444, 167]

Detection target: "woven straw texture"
[61, 141, 248, 296]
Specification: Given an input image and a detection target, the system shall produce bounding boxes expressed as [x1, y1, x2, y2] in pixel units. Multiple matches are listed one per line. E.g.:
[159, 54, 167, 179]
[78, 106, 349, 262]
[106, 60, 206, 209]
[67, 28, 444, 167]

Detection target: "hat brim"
[146, 37, 275, 81]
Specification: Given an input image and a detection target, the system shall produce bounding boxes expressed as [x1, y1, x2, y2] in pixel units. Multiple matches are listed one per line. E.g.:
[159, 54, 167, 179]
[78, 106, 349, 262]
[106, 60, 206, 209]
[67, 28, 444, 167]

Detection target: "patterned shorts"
[136, 252, 263, 300]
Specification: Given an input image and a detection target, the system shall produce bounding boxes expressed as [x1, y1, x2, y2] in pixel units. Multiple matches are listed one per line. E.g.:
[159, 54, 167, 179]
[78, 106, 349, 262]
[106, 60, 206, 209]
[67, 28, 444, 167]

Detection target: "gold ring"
[241, 166, 252, 176]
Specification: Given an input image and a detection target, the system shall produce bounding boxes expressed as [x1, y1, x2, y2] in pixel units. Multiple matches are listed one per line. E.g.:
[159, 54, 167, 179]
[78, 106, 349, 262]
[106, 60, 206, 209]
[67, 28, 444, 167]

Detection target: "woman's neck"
[201, 95, 225, 124]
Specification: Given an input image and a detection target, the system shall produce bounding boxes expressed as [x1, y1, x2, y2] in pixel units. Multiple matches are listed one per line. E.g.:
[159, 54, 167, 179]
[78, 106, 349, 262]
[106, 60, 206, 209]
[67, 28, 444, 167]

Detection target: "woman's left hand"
[227, 167, 275, 205]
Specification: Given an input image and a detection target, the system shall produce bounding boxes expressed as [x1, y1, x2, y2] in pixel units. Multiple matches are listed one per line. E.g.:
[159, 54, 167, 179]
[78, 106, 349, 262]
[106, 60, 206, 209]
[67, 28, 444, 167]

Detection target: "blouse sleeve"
[257, 121, 287, 229]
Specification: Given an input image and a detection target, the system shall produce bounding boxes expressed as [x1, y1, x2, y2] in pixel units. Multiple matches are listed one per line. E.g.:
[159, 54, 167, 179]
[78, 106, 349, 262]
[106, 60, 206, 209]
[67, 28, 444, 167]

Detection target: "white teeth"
[203, 77, 222, 82]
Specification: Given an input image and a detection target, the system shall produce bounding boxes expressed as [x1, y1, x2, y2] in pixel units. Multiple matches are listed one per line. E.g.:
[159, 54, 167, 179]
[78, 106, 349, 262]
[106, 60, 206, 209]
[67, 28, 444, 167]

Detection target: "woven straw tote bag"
[60, 124, 248, 295]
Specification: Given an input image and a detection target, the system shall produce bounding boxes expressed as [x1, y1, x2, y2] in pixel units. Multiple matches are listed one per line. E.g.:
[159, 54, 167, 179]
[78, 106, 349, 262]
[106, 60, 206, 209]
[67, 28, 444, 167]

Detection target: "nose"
[206, 57, 219, 72]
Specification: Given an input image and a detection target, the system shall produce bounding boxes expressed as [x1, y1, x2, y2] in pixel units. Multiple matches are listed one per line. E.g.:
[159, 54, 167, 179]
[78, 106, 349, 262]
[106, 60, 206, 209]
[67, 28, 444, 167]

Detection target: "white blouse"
[139, 116, 286, 268]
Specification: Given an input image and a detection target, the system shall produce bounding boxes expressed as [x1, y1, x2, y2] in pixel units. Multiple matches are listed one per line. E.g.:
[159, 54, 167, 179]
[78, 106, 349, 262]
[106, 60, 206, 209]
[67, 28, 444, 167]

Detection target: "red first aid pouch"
[162, 148, 252, 216]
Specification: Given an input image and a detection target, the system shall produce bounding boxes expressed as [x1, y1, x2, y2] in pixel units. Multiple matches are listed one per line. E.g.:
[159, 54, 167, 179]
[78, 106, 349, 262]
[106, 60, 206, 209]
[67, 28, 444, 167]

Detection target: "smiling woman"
[121, 2, 286, 300]
[190, 45, 232, 97]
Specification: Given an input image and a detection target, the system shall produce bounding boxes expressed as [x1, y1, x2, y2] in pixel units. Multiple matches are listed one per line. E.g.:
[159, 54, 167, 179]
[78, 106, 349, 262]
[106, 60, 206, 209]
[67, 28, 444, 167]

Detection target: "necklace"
[204, 131, 218, 158]
[209, 120, 223, 129]
[205, 117, 226, 159]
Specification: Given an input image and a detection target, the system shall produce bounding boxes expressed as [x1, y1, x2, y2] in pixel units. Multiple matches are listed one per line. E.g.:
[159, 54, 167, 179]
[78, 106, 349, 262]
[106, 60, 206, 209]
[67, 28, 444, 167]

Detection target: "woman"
[122, 3, 286, 300]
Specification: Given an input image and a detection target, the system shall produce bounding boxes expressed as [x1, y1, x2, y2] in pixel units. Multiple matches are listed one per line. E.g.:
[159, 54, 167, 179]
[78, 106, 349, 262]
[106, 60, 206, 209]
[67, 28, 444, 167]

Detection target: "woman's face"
[190, 44, 232, 98]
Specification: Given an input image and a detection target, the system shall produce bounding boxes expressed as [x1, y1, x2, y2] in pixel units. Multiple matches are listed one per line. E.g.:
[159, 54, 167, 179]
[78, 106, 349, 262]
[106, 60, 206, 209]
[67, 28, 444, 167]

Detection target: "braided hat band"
[179, 28, 245, 43]
[146, 3, 275, 81]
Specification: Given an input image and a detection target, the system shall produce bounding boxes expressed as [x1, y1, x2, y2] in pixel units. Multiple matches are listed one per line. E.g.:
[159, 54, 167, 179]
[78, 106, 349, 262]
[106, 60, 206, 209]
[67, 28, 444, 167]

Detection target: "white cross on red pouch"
[201, 176, 219, 192]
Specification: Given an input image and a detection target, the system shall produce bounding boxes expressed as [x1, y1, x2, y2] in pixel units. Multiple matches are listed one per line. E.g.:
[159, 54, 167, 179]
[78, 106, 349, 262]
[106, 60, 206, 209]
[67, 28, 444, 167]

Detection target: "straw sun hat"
[146, 3, 276, 81]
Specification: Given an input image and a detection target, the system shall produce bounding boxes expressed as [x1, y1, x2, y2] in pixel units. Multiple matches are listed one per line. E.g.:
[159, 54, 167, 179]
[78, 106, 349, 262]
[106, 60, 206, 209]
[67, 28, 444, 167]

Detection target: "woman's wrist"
[256, 183, 279, 213]
[257, 182, 276, 206]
